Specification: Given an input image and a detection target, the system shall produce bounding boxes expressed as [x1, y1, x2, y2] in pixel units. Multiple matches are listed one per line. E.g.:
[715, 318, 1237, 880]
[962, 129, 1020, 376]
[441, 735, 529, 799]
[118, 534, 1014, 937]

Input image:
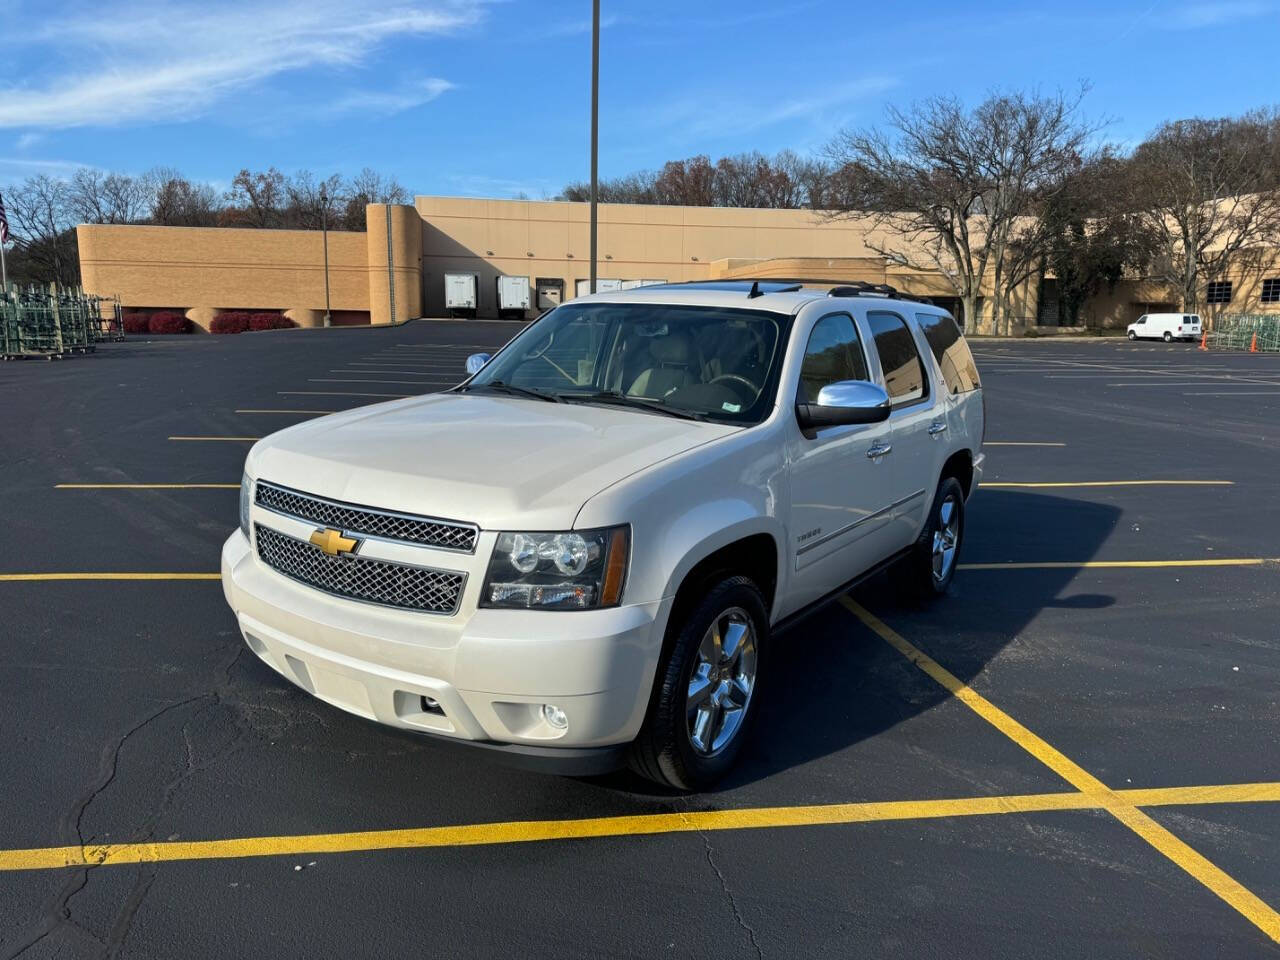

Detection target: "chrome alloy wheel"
[687, 607, 758, 756]
[932, 495, 961, 584]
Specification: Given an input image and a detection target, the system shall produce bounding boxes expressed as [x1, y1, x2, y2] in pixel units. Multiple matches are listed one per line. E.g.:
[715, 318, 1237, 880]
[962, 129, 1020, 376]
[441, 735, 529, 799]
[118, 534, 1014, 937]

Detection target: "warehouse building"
[76, 195, 1280, 332]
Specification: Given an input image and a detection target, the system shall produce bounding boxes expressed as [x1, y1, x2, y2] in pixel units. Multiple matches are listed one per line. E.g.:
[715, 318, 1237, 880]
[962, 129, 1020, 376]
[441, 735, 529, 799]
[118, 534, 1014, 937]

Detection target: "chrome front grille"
[255, 481, 477, 553]
[254, 524, 465, 615]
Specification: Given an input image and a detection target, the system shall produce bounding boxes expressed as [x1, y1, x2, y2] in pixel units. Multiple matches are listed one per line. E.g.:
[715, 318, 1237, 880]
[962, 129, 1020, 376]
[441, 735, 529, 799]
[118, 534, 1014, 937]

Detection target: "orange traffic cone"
[1199, 331, 1208, 351]
[1250, 333, 1258, 353]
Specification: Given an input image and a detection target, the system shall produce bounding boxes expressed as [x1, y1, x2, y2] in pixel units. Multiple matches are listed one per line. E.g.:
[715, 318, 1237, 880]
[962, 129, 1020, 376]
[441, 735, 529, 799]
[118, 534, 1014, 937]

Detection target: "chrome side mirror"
[796, 380, 892, 430]
[465, 353, 491, 376]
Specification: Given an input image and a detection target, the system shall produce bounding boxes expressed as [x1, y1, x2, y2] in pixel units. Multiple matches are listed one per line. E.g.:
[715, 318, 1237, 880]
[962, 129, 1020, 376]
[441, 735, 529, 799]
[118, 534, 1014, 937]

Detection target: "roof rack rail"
[829, 281, 896, 298]
[645, 280, 803, 295]
[701, 277, 930, 304]
[826, 281, 932, 304]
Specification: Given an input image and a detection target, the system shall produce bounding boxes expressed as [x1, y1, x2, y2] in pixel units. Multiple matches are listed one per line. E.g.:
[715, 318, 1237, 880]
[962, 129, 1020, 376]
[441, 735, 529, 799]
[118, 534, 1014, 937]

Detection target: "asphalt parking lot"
[1, 325, 1278, 958]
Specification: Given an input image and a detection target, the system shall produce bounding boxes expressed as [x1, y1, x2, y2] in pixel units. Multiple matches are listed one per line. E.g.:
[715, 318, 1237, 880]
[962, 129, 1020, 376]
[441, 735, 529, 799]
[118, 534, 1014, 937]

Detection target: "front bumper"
[221, 531, 667, 767]
[970, 451, 986, 496]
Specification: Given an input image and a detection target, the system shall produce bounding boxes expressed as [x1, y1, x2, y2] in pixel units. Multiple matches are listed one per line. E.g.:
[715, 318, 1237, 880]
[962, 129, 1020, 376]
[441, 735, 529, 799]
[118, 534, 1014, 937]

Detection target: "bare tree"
[1125, 110, 1280, 313]
[826, 89, 1098, 332]
[286, 170, 346, 230]
[652, 155, 717, 206]
[5, 175, 78, 285]
[223, 167, 289, 227]
[342, 168, 409, 229]
[146, 168, 218, 226]
[558, 150, 833, 209]
[67, 169, 151, 225]
[558, 170, 657, 204]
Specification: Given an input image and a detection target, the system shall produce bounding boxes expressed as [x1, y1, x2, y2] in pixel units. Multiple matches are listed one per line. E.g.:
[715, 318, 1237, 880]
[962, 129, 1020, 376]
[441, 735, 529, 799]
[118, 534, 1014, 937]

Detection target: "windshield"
[465, 302, 790, 424]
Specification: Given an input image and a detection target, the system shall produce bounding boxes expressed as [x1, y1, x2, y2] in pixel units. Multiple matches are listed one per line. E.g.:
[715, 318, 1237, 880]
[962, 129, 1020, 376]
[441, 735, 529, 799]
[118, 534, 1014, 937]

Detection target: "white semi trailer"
[444, 273, 479, 318]
[496, 275, 531, 319]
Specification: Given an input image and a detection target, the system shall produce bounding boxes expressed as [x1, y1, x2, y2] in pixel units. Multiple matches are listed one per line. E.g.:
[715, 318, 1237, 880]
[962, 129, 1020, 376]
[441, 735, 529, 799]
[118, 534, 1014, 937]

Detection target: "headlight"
[481, 526, 629, 610]
[239, 473, 252, 540]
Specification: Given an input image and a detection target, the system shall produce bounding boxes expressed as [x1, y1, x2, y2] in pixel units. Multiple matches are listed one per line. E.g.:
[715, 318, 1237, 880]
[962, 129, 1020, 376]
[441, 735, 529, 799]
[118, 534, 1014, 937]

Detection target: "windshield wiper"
[560, 390, 710, 422]
[461, 381, 562, 403]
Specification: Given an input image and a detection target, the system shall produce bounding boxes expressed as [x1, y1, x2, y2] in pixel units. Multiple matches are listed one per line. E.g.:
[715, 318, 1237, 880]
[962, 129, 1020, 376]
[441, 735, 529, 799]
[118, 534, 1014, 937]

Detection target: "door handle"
[867, 441, 892, 459]
[928, 420, 949, 436]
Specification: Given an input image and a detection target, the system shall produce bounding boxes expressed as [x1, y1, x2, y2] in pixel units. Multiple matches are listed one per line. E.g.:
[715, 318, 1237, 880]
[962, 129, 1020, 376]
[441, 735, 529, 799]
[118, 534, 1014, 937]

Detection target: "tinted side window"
[798, 314, 869, 404]
[868, 312, 927, 404]
[916, 312, 981, 395]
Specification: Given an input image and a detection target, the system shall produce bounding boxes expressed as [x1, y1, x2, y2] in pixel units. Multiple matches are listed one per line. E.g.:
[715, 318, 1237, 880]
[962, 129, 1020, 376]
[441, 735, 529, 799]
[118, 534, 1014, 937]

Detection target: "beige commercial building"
[77, 195, 1280, 333]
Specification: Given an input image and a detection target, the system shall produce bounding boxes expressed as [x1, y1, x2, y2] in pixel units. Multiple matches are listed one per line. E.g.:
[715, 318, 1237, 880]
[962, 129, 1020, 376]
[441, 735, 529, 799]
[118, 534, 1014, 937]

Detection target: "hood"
[248, 393, 739, 530]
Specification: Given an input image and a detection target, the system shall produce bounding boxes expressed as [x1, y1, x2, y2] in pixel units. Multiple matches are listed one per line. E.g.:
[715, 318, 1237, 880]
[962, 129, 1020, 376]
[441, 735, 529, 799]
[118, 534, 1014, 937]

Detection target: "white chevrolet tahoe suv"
[222, 280, 984, 789]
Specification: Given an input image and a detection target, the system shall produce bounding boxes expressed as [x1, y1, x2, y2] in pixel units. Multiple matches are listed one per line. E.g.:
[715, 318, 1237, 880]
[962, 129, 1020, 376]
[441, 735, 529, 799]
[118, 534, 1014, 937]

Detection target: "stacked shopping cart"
[1207, 315, 1280, 352]
[0, 284, 122, 360]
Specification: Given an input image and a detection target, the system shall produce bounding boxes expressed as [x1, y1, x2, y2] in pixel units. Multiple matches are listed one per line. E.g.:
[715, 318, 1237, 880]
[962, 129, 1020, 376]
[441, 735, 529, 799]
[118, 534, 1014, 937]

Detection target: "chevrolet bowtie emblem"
[309, 527, 360, 557]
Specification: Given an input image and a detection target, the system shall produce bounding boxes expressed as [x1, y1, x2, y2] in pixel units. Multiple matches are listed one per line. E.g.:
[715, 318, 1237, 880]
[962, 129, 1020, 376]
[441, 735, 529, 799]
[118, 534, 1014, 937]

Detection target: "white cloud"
[0, 1, 482, 129]
[0, 156, 93, 181]
[1166, 1, 1274, 27]
[445, 173, 560, 199]
[644, 75, 901, 142]
[327, 77, 455, 116]
[527, 13, 624, 40]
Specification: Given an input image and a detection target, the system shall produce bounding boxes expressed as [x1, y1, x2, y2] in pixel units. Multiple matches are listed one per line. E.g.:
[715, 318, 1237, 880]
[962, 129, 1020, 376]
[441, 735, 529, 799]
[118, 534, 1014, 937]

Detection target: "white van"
[1128, 313, 1201, 342]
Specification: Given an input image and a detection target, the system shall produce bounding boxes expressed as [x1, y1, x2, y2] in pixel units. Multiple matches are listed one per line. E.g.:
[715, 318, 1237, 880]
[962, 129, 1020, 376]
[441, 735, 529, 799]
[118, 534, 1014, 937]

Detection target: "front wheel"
[1128, 331, 1138, 340]
[629, 576, 768, 790]
[907, 476, 966, 600]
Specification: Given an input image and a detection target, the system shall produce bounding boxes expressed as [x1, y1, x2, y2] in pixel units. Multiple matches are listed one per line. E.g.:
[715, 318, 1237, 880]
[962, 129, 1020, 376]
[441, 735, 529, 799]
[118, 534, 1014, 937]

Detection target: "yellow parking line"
[55, 483, 238, 490]
[959, 558, 1278, 570]
[168, 436, 261, 442]
[0, 573, 221, 582]
[982, 442, 1067, 447]
[838, 599, 1280, 945]
[982, 480, 1233, 488]
[235, 409, 337, 415]
[2, 781, 1278, 873]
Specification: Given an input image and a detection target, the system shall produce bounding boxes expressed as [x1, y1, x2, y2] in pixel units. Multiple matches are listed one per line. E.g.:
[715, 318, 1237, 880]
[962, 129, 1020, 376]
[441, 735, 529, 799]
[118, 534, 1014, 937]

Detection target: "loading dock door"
[536, 278, 564, 311]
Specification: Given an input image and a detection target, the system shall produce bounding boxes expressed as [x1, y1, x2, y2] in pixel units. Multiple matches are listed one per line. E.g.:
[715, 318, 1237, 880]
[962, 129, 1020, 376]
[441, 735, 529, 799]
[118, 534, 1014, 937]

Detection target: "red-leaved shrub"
[148, 311, 190, 334]
[210, 312, 251, 334]
[122, 314, 150, 334]
[248, 312, 294, 331]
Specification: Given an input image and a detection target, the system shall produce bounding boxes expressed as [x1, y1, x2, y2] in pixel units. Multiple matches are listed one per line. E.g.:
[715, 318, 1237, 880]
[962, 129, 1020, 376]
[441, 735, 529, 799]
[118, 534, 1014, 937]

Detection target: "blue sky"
[1, 0, 1277, 198]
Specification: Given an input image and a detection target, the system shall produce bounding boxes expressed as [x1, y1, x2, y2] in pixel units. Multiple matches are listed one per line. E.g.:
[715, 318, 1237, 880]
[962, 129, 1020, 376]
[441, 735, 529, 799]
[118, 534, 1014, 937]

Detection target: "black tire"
[1128, 331, 1138, 340]
[1163, 331, 1173, 342]
[628, 576, 769, 790]
[907, 476, 966, 600]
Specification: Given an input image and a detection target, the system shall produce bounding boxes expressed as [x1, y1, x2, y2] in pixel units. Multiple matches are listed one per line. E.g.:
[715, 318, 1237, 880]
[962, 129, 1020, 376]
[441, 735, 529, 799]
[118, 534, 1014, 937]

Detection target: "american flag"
[0, 191, 9, 244]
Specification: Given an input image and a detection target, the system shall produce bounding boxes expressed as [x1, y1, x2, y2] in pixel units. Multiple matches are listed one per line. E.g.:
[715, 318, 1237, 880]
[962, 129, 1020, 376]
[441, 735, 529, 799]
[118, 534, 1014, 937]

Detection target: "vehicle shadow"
[598, 489, 1121, 795]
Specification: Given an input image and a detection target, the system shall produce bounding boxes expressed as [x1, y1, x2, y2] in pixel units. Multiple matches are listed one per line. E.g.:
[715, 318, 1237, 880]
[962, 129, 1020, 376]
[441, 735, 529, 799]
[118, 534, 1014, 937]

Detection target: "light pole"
[589, 0, 599, 295]
[319, 187, 332, 327]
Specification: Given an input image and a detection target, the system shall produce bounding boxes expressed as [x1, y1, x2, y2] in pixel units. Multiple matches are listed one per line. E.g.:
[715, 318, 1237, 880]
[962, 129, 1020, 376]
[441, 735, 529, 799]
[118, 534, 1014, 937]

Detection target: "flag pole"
[0, 191, 8, 291]
[589, 0, 599, 295]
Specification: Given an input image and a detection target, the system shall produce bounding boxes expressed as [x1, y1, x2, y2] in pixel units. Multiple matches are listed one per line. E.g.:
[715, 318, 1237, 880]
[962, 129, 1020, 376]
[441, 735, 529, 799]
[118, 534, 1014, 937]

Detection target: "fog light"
[420, 695, 445, 716]
[542, 703, 568, 730]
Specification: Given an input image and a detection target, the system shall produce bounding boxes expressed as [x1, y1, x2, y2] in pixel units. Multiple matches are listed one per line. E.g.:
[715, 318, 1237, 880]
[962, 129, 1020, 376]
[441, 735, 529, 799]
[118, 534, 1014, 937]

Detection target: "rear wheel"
[1163, 331, 1173, 342]
[629, 576, 768, 790]
[907, 476, 965, 600]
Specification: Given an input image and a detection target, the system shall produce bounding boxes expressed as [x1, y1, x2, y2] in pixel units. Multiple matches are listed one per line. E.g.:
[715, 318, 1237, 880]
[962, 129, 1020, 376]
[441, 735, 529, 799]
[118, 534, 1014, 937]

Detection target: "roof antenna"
[747, 280, 762, 299]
